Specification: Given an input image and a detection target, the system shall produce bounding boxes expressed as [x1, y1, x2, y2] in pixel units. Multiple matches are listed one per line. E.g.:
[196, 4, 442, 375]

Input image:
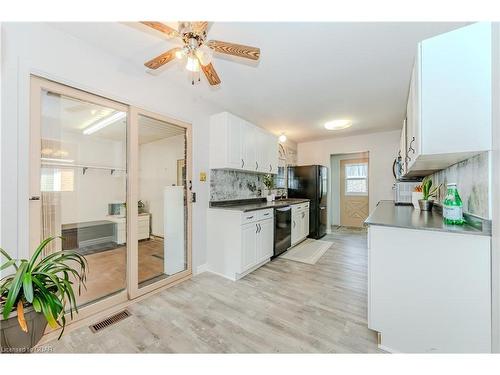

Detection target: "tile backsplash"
[430, 152, 490, 219]
[210, 169, 265, 201]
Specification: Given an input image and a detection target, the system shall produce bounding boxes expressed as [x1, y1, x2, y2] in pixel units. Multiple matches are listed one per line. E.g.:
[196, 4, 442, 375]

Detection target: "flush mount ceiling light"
[324, 119, 352, 130]
[278, 133, 287, 143]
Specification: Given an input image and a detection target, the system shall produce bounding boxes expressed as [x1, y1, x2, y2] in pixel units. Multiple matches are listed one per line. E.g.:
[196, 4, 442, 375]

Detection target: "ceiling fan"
[141, 21, 260, 86]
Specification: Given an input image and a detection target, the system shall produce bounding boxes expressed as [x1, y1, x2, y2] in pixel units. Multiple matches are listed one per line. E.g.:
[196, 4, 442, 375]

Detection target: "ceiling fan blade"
[144, 48, 180, 70]
[140, 21, 179, 38]
[200, 62, 221, 86]
[206, 40, 260, 61]
[191, 21, 209, 35]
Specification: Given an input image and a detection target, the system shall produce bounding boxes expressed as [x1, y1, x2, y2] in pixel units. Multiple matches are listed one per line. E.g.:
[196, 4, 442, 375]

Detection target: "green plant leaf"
[32, 296, 42, 313]
[0, 248, 18, 271]
[27, 236, 57, 271]
[2, 261, 28, 319]
[0, 259, 16, 271]
[22, 272, 34, 303]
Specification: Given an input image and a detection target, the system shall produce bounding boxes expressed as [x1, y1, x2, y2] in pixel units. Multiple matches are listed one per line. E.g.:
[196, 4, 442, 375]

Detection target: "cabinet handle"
[255, 161, 259, 170]
[408, 137, 416, 155]
[302, 212, 305, 218]
[246, 215, 254, 220]
[29, 196, 41, 201]
[258, 223, 261, 233]
[241, 159, 245, 168]
[269, 164, 272, 172]
[256, 223, 259, 233]
[293, 220, 296, 228]
[263, 212, 270, 216]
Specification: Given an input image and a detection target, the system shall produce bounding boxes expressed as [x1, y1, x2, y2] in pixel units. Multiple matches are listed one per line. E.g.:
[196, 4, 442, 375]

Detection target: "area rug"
[279, 238, 333, 264]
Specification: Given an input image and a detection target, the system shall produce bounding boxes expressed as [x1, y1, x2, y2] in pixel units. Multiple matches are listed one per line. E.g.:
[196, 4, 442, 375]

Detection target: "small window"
[41, 167, 74, 192]
[345, 162, 368, 195]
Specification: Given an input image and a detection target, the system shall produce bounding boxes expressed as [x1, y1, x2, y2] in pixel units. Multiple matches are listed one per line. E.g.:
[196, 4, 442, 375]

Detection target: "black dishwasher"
[273, 206, 291, 258]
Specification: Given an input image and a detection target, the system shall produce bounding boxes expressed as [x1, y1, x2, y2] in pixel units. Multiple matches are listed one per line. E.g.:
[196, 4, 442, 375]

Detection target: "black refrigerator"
[287, 165, 328, 239]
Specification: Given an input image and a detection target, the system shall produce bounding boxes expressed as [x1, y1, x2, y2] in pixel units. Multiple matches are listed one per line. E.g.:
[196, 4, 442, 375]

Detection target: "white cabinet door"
[242, 121, 257, 172]
[406, 62, 419, 171]
[255, 128, 267, 173]
[226, 114, 244, 170]
[241, 222, 258, 272]
[291, 212, 300, 246]
[257, 218, 274, 262]
[266, 134, 278, 174]
[302, 210, 309, 238]
[420, 22, 491, 155]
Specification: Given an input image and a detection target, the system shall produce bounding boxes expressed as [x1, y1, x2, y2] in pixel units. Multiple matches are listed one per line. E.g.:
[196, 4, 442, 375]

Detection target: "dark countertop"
[209, 198, 310, 212]
[365, 200, 490, 236]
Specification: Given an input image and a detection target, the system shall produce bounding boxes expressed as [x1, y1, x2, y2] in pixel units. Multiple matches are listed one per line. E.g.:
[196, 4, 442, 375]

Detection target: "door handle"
[29, 196, 41, 201]
[408, 137, 416, 155]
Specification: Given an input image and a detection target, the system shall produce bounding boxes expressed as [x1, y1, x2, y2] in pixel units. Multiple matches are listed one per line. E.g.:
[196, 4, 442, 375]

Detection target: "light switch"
[199, 172, 207, 182]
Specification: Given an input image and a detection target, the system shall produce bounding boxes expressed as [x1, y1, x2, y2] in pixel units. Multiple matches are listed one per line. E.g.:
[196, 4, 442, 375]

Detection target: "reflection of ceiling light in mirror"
[83, 112, 126, 135]
[41, 148, 53, 155]
[41, 157, 74, 163]
[324, 119, 352, 130]
[278, 134, 287, 143]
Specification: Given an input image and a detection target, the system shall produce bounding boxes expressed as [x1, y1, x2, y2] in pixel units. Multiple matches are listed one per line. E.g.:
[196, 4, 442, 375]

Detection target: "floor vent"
[89, 310, 131, 333]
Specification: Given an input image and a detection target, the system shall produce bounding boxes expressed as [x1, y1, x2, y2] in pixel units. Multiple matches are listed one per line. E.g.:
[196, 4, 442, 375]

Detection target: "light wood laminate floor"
[48, 227, 383, 353]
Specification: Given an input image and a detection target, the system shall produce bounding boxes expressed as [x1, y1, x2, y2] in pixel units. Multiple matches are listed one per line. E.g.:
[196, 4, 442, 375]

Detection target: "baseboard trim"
[195, 263, 209, 275]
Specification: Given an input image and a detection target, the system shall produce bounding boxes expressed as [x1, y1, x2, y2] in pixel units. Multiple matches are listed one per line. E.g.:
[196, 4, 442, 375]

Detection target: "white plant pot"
[412, 192, 423, 209]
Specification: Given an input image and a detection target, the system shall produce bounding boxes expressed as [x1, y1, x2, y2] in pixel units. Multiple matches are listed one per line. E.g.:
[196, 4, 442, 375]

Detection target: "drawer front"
[241, 211, 259, 225]
[257, 209, 273, 221]
[138, 215, 150, 223]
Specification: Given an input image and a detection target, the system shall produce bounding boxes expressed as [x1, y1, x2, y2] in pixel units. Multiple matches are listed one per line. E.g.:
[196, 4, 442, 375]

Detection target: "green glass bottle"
[443, 183, 464, 225]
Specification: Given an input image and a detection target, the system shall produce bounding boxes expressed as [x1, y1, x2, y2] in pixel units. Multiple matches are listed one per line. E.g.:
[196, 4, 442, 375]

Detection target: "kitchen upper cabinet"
[403, 22, 492, 177]
[210, 112, 278, 174]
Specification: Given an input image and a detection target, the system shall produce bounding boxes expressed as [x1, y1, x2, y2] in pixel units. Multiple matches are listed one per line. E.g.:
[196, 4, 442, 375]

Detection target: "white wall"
[297, 130, 400, 229]
[139, 135, 185, 236]
[0, 23, 222, 272]
[330, 152, 369, 225]
[491, 22, 500, 353]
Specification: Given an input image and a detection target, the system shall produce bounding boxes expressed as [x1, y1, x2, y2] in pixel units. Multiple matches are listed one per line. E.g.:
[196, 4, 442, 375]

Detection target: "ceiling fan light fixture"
[186, 55, 200, 72]
[175, 48, 186, 59]
[324, 119, 352, 130]
[195, 46, 213, 66]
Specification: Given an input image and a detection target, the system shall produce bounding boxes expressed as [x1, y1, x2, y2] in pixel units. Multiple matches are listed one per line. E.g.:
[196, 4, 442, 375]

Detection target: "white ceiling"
[51, 22, 469, 142]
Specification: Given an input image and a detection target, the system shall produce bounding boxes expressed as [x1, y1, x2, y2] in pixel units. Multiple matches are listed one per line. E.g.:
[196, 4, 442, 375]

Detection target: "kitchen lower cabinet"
[368, 225, 491, 353]
[291, 202, 309, 247]
[207, 208, 274, 280]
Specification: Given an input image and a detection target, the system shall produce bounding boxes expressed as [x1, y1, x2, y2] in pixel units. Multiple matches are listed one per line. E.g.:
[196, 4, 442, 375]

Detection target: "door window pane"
[40, 89, 127, 307]
[345, 162, 368, 196]
[138, 115, 188, 288]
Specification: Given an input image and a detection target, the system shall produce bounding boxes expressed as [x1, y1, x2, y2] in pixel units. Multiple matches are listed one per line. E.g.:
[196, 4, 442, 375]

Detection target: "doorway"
[29, 76, 192, 323]
[330, 152, 369, 228]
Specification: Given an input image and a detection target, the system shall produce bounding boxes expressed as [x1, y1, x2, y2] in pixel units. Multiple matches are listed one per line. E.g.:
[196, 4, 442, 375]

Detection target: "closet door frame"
[29, 76, 193, 335]
[29, 76, 130, 326]
[127, 107, 193, 299]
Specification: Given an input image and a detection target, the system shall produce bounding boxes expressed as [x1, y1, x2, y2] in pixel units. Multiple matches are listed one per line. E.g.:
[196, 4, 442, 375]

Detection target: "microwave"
[393, 181, 421, 205]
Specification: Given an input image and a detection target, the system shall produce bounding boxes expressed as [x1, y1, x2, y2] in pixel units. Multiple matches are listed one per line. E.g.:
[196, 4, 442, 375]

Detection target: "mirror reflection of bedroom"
[40, 89, 187, 307]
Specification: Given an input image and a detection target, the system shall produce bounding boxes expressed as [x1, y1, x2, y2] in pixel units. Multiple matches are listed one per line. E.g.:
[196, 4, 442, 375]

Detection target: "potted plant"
[262, 174, 275, 201]
[418, 177, 440, 211]
[1, 237, 87, 352]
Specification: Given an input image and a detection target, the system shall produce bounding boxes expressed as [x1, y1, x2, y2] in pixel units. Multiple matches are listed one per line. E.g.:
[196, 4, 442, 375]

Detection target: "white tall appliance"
[164, 186, 185, 275]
